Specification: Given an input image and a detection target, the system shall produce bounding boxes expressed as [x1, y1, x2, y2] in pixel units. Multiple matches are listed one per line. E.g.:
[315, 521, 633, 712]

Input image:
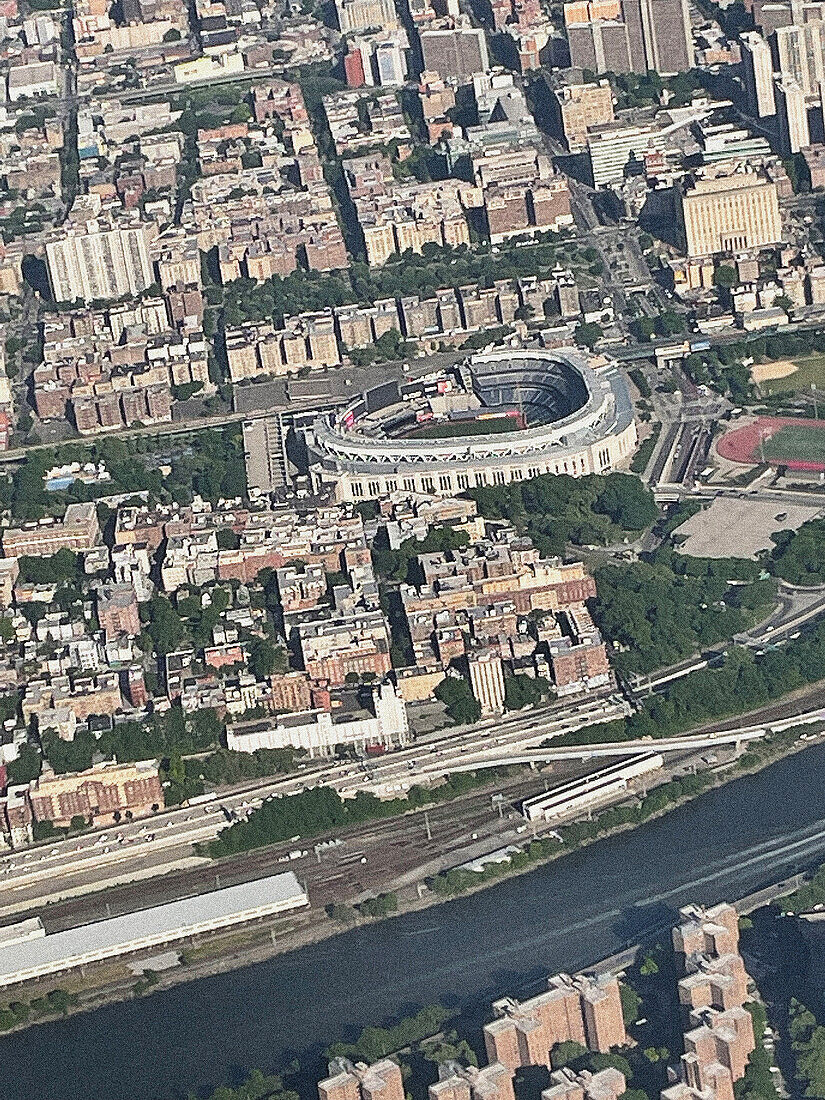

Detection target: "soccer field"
[761, 423, 825, 464]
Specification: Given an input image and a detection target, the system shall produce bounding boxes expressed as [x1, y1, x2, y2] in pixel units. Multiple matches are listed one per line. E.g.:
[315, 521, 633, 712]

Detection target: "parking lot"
[673, 495, 824, 559]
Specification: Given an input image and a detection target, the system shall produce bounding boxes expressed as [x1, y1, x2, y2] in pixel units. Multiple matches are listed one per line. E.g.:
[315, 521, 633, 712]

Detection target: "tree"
[574, 322, 603, 349]
[248, 637, 279, 680]
[619, 982, 642, 1025]
[7, 743, 41, 785]
[714, 264, 737, 289]
[434, 677, 481, 725]
[140, 596, 185, 655]
[216, 528, 240, 551]
[504, 675, 550, 710]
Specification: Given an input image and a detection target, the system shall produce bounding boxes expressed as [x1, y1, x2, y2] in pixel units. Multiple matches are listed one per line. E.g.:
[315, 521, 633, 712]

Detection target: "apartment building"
[3, 503, 101, 558]
[45, 194, 155, 304]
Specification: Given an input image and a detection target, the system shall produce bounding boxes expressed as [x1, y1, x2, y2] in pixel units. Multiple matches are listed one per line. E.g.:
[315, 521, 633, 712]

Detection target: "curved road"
[6, 743, 825, 1100]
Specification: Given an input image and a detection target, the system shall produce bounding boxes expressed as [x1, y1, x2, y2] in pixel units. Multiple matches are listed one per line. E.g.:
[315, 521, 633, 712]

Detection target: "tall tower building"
[775, 21, 825, 96]
[740, 31, 776, 117]
[776, 76, 811, 152]
[636, 0, 693, 74]
[564, 0, 692, 74]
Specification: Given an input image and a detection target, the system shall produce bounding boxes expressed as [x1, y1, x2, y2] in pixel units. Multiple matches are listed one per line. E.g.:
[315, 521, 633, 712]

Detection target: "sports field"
[717, 415, 825, 471]
[759, 353, 825, 396]
[762, 424, 825, 465]
[409, 416, 522, 439]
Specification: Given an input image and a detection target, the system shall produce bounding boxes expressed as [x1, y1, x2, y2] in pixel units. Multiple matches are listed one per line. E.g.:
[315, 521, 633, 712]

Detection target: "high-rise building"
[335, 0, 398, 33]
[677, 163, 783, 257]
[555, 79, 615, 152]
[775, 76, 811, 152]
[319, 1060, 405, 1100]
[775, 21, 825, 96]
[376, 40, 406, 85]
[45, 195, 154, 304]
[636, 0, 693, 74]
[740, 31, 776, 117]
[564, 0, 692, 74]
[420, 23, 490, 82]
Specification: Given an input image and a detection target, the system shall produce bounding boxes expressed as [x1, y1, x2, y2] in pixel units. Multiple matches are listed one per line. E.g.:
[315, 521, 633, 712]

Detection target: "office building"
[555, 79, 615, 152]
[677, 164, 783, 257]
[740, 31, 776, 117]
[45, 195, 154, 304]
[587, 121, 658, 187]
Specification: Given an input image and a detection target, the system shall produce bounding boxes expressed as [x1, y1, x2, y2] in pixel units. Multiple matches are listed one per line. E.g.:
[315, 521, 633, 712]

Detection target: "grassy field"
[762, 423, 825, 464]
[761, 353, 825, 395]
[409, 416, 522, 439]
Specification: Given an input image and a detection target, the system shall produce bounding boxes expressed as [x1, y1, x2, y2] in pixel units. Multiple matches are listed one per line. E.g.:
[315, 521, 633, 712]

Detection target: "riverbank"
[0, 709, 820, 1044]
[10, 737, 825, 1100]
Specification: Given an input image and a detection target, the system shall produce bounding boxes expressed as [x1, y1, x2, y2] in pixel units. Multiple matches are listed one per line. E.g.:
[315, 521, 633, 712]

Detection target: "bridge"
[407, 706, 825, 776]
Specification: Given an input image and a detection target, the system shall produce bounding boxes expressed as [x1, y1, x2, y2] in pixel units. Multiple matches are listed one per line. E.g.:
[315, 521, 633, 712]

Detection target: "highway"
[0, 695, 628, 919]
[6, 671, 825, 923]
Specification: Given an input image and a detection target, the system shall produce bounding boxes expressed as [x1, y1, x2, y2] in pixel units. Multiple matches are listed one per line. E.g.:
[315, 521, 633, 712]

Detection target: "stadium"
[305, 348, 637, 502]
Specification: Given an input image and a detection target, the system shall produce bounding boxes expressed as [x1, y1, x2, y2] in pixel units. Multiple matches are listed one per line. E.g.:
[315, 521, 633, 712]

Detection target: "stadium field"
[717, 415, 825, 471]
[408, 416, 522, 439]
[762, 424, 825, 465]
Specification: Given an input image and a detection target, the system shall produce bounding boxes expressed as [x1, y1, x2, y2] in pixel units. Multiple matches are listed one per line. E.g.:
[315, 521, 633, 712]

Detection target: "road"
[630, 580, 825, 695]
[9, 737, 825, 1100]
[0, 695, 627, 920]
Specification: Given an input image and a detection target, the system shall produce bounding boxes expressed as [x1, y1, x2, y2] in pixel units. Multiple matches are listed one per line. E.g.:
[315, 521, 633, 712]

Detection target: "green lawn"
[760, 353, 825, 396]
[762, 423, 825, 464]
[410, 416, 522, 439]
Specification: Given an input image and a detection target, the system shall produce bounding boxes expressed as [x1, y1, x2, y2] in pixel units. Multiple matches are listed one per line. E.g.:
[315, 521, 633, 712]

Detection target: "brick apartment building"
[484, 972, 626, 1071]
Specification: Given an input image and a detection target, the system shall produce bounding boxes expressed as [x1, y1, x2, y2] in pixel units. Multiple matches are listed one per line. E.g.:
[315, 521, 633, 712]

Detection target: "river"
[7, 744, 825, 1100]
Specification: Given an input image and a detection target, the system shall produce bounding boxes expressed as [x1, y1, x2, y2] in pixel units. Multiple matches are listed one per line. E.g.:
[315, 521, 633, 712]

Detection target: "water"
[8, 745, 825, 1100]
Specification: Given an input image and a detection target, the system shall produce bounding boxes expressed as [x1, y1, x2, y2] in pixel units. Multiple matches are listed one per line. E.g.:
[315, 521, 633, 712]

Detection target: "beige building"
[740, 32, 775, 118]
[46, 195, 154, 304]
[678, 165, 783, 258]
[556, 80, 615, 153]
[776, 78, 811, 154]
[335, 0, 398, 32]
[468, 651, 506, 714]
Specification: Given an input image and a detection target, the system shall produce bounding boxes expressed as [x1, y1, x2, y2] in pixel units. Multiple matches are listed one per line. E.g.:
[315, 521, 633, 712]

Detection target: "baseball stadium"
[305, 348, 637, 501]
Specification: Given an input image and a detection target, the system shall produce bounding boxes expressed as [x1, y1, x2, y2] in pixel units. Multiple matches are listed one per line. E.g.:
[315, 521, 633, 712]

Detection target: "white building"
[227, 682, 409, 757]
